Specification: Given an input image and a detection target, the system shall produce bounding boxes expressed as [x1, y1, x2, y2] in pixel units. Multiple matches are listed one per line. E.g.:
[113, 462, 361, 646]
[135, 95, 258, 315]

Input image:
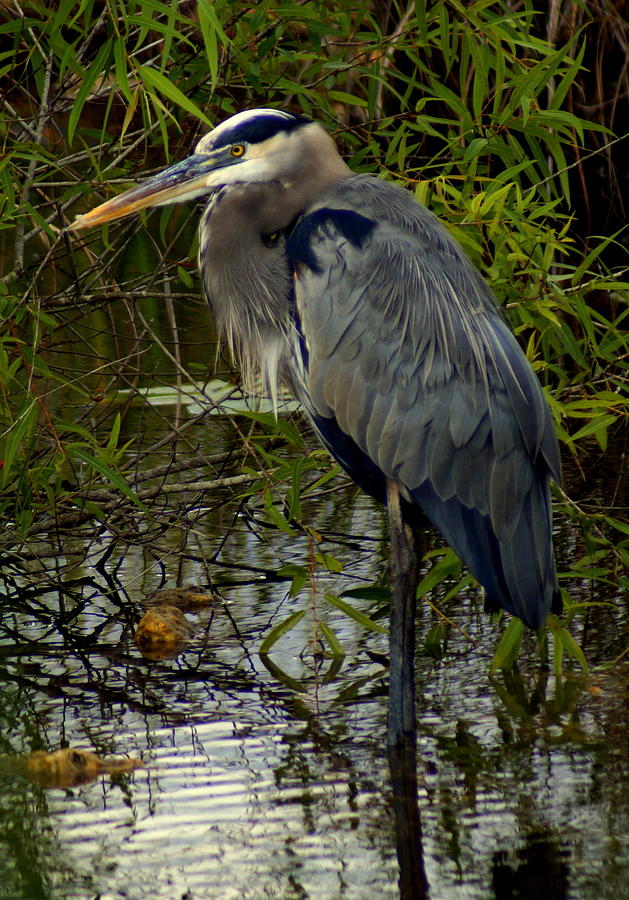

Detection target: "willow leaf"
[317, 622, 345, 659]
[260, 609, 307, 654]
[489, 618, 525, 674]
[139, 66, 211, 125]
[324, 593, 387, 634]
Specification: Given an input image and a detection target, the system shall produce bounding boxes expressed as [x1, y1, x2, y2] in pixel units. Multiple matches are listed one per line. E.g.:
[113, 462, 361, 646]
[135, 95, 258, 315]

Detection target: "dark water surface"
[1, 407, 627, 900]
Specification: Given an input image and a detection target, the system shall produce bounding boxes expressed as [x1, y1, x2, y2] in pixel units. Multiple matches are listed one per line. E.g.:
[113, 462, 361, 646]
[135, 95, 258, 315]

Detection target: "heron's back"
[287, 175, 560, 629]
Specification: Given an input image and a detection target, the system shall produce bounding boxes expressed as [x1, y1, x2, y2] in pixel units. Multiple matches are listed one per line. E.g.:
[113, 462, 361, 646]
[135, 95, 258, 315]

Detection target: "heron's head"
[73, 108, 349, 229]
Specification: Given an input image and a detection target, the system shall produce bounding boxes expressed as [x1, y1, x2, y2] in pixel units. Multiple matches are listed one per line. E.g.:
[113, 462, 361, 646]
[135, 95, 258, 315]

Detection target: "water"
[1, 407, 627, 899]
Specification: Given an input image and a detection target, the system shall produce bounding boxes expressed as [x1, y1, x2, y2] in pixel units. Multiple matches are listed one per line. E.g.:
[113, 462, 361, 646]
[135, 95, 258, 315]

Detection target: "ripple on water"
[43, 716, 399, 900]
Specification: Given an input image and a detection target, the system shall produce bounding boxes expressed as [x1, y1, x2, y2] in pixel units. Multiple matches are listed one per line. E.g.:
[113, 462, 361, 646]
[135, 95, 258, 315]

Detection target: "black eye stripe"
[210, 113, 310, 151]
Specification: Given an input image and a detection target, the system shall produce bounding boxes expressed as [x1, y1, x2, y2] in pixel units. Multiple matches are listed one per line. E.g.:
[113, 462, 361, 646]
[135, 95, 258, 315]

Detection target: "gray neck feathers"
[196, 126, 350, 402]
[198, 183, 296, 402]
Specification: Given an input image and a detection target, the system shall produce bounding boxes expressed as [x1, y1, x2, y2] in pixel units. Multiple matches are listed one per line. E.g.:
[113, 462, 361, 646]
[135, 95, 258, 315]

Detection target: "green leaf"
[196, 0, 230, 46]
[262, 489, 295, 536]
[489, 618, 525, 674]
[286, 455, 310, 522]
[238, 410, 304, 445]
[68, 42, 113, 145]
[71, 448, 147, 511]
[197, 0, 230, 88]
[113, 36, 132, 103]
[553, 622, 588, 673]
[259, 608, 307, 654]
[342, 585, 390, 606]
[570, 414, 617, 448]
[416, 549, 462, 597]
[317, 621, 345, 658]
[0, 402, 37, 488]
[324, 593, 387, 634]
[328, 90, 368, 108]
[277, 563, 309, 597]
[106, 413, 122, 452]
[302, 462, 344, 496]
[177, 265, 194, 288]
[423, 622, 447, 659]
[315, 551, 343, 573]
[138, 66, 211, 125]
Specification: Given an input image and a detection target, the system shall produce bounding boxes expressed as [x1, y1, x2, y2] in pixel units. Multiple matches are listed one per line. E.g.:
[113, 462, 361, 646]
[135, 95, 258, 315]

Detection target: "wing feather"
[287, 175, 560, 628]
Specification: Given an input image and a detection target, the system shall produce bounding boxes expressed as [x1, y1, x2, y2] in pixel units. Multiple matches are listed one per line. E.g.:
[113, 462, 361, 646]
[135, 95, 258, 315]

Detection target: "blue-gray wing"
[287, 176, 560, 629]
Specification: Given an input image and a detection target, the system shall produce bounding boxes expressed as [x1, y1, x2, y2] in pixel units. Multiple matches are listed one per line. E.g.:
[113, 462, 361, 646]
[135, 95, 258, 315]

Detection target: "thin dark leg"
[386, 479, 428, 898]
[386, 479, 421, 748]
[389, 734, 429, 899]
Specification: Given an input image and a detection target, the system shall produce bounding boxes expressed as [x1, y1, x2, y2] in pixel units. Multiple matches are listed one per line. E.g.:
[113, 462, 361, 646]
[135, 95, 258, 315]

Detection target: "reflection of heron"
[75, 108, 560, 740]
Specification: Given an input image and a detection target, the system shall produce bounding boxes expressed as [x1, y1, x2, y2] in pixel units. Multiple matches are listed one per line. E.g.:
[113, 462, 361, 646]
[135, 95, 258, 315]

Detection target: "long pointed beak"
[72, 153, 227, 230]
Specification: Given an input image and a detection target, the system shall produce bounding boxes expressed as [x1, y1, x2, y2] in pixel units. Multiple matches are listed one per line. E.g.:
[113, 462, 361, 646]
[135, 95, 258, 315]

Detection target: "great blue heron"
[74, 108, 561, 742]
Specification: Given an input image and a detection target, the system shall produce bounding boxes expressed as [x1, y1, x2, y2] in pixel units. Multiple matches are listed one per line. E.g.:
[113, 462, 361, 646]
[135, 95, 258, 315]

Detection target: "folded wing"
[287, 176, 560, 629]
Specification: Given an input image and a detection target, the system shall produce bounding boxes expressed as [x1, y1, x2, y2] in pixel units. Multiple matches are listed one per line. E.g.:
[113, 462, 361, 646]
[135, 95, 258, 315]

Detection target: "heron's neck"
[286, 121, 352, 194]
[198, 183, 300, 400]
[196, 129, 351, 399]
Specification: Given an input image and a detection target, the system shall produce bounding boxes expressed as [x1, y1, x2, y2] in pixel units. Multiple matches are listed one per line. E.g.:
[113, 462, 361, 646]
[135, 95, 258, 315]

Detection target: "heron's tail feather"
[412, 477, 558, 630]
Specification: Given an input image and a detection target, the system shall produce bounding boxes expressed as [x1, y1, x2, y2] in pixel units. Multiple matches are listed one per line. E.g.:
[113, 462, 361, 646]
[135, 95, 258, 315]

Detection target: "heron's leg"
[386, 480, 427, 896]
[386, 479, 421, 748]
[389, 732, 428, 899]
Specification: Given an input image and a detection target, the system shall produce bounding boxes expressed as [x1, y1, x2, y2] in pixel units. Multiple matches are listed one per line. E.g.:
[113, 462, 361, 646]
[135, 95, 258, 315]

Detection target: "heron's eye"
[230, 144, 246, 157]
[262, 231, 280, 248]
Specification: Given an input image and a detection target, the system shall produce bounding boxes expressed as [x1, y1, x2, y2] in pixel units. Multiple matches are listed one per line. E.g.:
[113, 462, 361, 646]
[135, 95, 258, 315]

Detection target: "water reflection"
[389, 732, 429, 899]
[1, 479, 628, 900]
[492, 832, 570, 900]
